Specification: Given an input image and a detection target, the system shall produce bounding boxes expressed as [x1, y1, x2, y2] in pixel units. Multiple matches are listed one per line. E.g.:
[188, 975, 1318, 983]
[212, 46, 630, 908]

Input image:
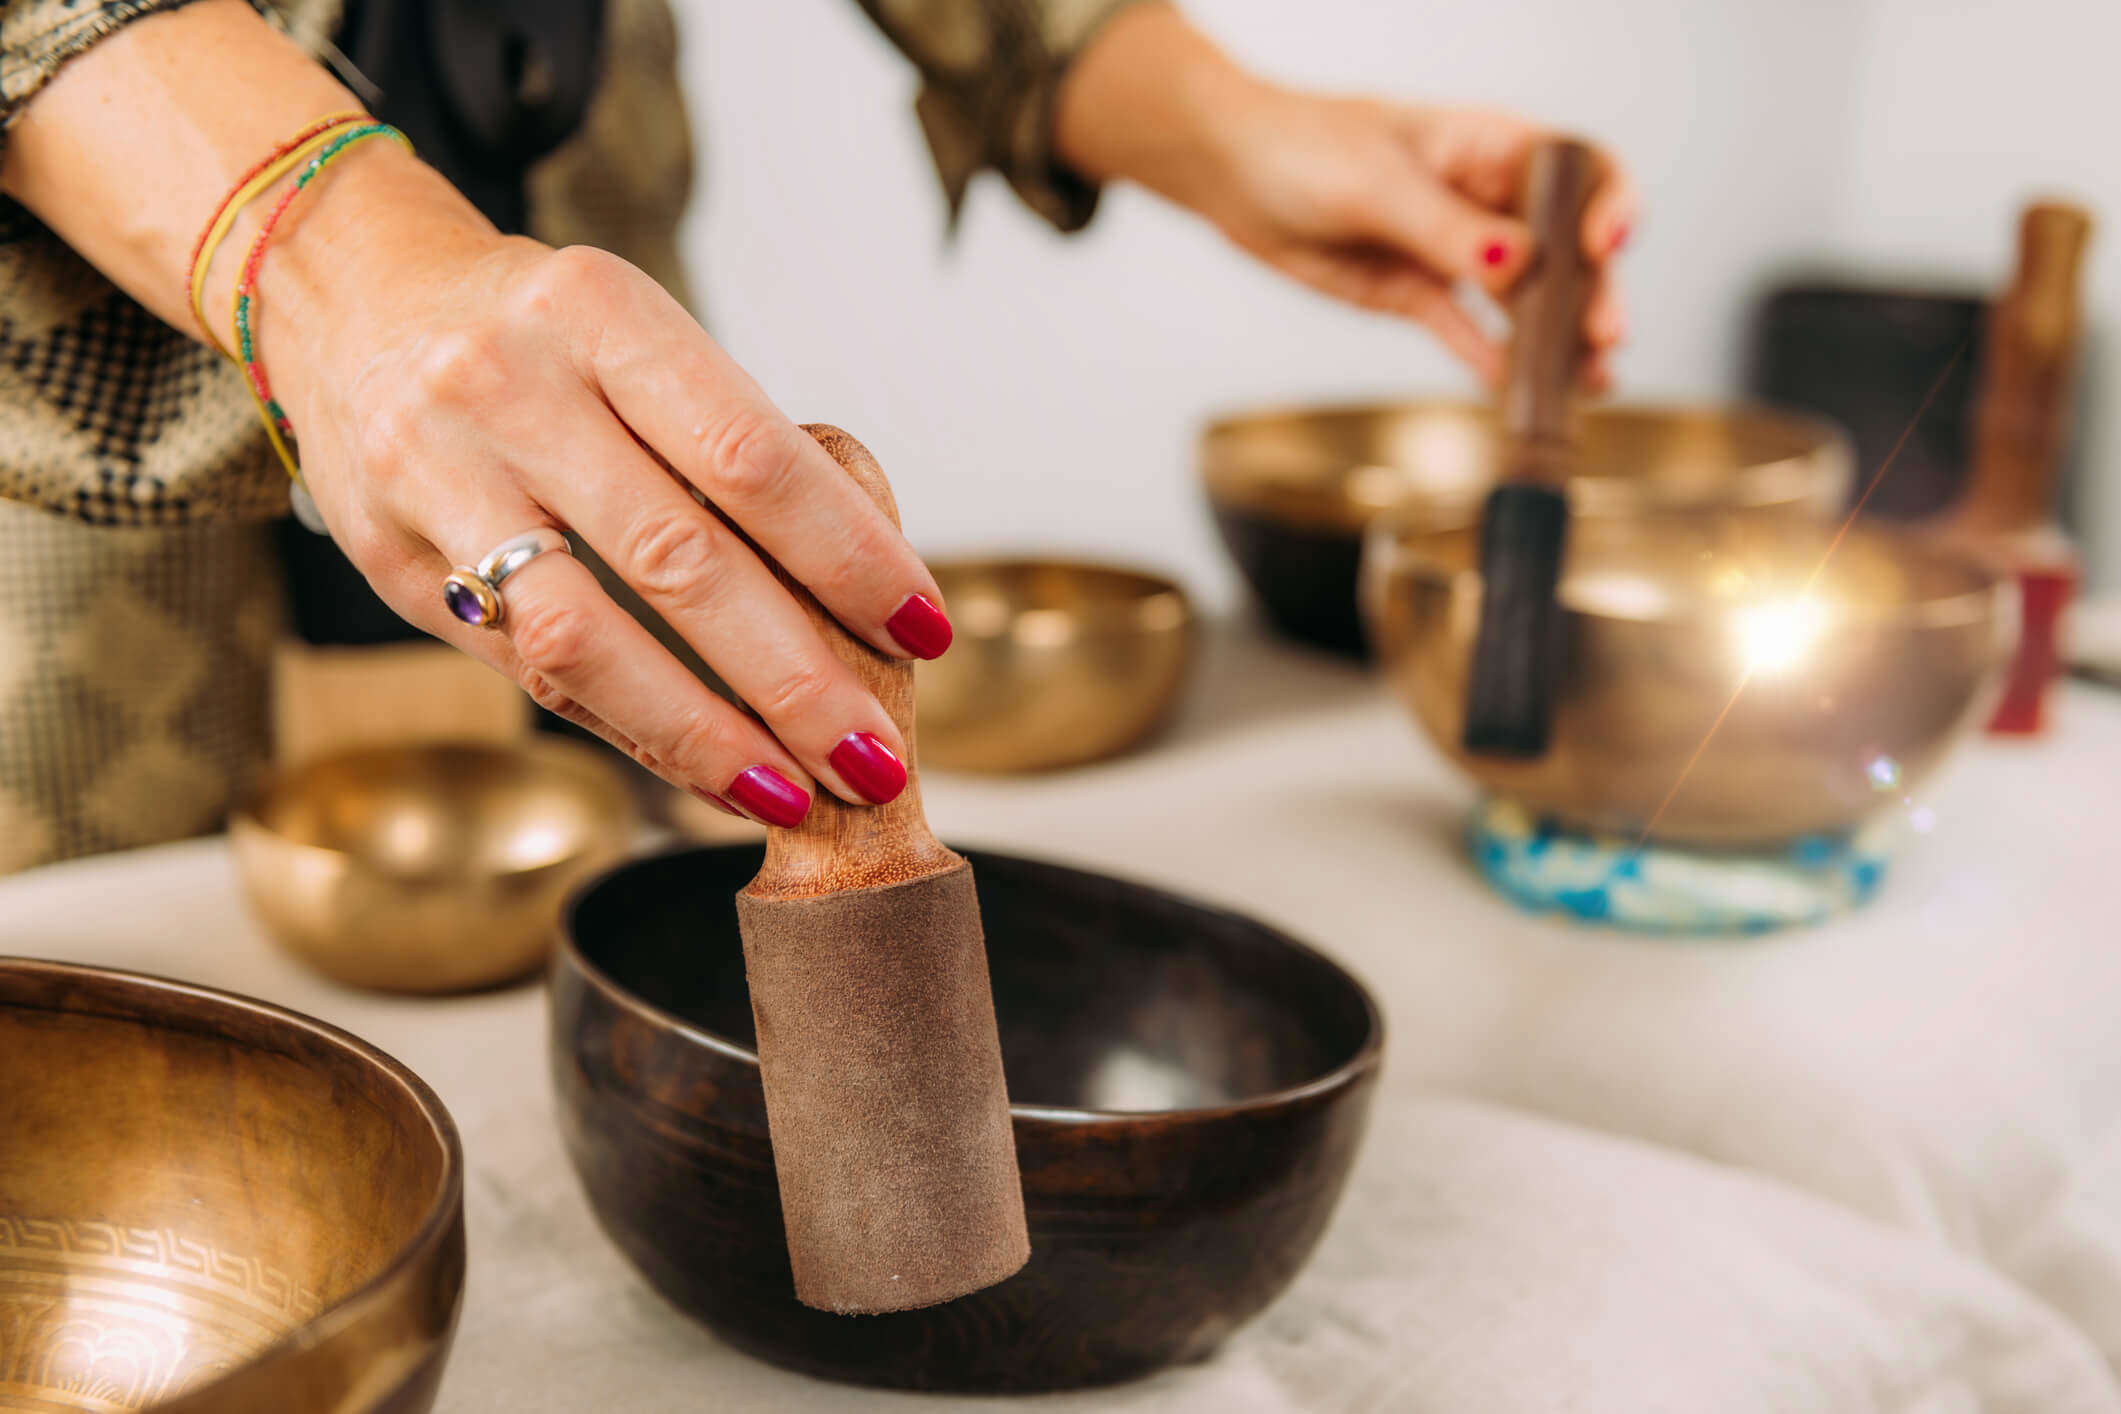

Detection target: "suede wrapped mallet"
[734, 426, 1028, 1315]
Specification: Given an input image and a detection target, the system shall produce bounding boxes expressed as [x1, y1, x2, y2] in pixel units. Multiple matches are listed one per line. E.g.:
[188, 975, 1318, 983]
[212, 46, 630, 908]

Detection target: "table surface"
[5, 618, 2119, 1411]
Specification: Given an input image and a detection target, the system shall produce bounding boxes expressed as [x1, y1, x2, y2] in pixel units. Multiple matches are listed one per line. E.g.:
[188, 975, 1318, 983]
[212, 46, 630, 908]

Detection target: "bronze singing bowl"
[915, 560, 1196, 772]
[232, 740, 634, 994]
[1202, 400, 1852, 657]
[0, 959, 464, 1414]
[551, 846, 1382, 1392]
[1362, 508, 2010, 846]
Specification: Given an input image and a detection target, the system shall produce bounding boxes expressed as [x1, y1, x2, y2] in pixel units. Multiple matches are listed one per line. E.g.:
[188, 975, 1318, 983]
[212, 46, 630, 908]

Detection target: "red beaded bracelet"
[185, 111, 367, 354]
[232, 122, 410, 478]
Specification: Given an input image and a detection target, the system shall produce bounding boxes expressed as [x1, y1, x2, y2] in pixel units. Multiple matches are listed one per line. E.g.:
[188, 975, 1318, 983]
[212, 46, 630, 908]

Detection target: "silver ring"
[443, 528, 571, 629]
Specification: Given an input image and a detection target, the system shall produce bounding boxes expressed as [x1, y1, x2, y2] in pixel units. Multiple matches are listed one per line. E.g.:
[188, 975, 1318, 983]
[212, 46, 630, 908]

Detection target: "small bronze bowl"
[232, 740, 634, 993]
[551, 846, 1382, 1392]
[0, 958, 464, 1413]
[1202, 400, 1852, 657]
[915, 559, 1195, 772]
[1362, 507, 2010, 846]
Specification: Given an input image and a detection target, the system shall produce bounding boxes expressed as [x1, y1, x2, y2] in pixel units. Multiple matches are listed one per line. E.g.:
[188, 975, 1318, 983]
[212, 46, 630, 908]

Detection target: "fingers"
[354, 489, 823, 827]
[1386, 103, 1635, 354]
[443, 540, 825, 825]
[1586, 271, 1626, 348]
[549, 248, 951, 663]
[1271, 244, 1504, 384]
[1581, 149, 1639, 264]
[1357, 163, 1534, 297]
[1577, 149, 1634, 380]
[506, 409, 914, 808]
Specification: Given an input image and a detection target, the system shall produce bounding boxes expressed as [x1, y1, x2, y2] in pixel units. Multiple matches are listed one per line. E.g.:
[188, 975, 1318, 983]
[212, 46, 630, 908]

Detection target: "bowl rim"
[1200, 398, 1852, 530]
[230, 736, 635, 880]
[556, 842, 1386, 1125]
[924, 557, 1195, 644]
[0, 956, 465, 1407]
[1364, 508, 2006, 632]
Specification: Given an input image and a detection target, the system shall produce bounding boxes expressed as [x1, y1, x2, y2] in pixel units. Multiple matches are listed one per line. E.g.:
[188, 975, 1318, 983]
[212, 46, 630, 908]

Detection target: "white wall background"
[674, 0, 2111, 603]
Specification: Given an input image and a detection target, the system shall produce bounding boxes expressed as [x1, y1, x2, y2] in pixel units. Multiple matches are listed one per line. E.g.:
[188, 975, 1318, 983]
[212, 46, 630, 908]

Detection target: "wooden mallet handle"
[1497, 138, 1601, 484]
[1959, 202, 2094, 535]
[744, 425, 960, 901]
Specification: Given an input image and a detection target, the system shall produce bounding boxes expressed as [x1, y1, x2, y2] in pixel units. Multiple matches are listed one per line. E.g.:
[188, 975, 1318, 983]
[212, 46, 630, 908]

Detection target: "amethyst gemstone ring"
[443, 528, 572, 630]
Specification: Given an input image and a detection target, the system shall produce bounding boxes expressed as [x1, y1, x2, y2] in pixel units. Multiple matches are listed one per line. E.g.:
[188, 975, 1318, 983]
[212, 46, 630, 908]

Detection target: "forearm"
[1051, 2, 1255, 210]
[0, 0, 491, 397]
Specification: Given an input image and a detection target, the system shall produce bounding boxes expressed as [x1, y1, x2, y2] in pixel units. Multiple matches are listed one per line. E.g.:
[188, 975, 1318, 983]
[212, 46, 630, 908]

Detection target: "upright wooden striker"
[734, 425, 1028, 1314]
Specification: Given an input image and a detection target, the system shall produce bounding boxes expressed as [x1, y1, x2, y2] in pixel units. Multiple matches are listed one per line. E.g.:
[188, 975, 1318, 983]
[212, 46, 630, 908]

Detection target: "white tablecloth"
[5, 620, 2120, 1411]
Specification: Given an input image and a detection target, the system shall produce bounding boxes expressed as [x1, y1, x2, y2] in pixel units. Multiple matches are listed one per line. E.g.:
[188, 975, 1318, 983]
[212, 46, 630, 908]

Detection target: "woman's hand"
[255, 149, 945, 824]
[1056, 3, 1635, 386]
[5, 0, 952, 826]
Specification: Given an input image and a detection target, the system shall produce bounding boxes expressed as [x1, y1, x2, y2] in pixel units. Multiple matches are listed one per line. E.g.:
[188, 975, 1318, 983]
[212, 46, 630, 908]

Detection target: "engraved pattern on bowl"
[0, 1218, 323, 1411]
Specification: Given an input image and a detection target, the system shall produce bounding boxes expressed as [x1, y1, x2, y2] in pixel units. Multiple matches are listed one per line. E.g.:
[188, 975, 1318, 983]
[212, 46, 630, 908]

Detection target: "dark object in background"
[1207, 504, 1371, 656]
[277, 0, 606, 649]
[339, 0, 607, 237]
[552, 845, 1382, 1392]
[274, 515, 424, 645]
[1742, 283, 1989, 521]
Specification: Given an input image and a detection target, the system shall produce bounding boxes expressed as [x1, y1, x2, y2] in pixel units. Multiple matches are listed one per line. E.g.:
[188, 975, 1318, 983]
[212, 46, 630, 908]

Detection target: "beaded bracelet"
[185, 111, 367, 355]
[232, 122, 411, 481]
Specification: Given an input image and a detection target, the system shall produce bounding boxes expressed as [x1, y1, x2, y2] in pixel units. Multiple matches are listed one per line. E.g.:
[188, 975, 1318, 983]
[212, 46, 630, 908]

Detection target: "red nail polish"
[688, 786, 746, 819]
[1610, 222, 1631, 254]
[726, 766, 811, 828]
[1482, 241, 1511, 268]
[885, 593, 953, 660]
[830, 731, 907, 804]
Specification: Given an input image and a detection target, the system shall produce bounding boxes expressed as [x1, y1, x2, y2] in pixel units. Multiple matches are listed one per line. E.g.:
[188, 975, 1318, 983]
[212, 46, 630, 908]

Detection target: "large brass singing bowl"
[232, 740, 634, 993]
[1203, 400, 1853, 656]
[1362, 509, 2011, 846]
[0, 959, 465, 1413]
[915, 560, 1195, 772]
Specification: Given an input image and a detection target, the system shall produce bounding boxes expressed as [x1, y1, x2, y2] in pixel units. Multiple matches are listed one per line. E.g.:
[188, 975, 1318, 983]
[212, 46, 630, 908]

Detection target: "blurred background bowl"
[1362, 507, 2010, 846]
[0, 958, 464, 1413]
[232, 740, 634, 993]
[915, 559, 1195, 772]
[551, 845, 1381, 1392]
[1202, 400, 1853, 657]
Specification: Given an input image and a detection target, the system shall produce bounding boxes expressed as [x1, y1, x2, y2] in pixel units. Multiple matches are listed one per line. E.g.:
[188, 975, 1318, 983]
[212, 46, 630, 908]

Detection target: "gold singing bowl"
[1362, 509, 2011, 846]
[1202, 401, 1853, 656]
[0, 958, 464, 1413]
[232, 740, 634, 993]
[915, 560, 1196, 773]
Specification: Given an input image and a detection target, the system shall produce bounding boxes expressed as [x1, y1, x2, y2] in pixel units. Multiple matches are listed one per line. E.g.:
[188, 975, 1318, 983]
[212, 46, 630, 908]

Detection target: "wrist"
[1054, 3, 1263, 211]
[245, 142, 498, 428]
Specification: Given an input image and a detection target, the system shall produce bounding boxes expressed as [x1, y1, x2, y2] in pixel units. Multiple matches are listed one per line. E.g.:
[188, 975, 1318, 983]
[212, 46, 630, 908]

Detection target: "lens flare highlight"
[1733, 598, 1829, 676]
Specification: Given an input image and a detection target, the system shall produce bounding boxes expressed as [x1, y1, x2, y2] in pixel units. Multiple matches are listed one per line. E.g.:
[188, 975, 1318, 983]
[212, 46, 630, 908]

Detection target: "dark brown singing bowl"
[1202, 400, 1852, 657]
[0, 959, 465, 1413]
[551, 846, 1383, 1393]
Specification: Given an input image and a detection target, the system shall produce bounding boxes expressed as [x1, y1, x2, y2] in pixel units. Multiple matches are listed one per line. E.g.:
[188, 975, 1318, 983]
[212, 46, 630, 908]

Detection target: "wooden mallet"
[1462, 137, 1600, 759]
[733, 425, 1028, 1314]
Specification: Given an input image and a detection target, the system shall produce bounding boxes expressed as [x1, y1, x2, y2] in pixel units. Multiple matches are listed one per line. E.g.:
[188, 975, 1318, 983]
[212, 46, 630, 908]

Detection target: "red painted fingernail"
[726, 766, 811, 828]
[830, 731, 907, 804]
[1481, 240, 1511, 268]
[1609, 222, 1631, 254]
[885, 593, 953, 659]
[688, 786, 746, 819]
